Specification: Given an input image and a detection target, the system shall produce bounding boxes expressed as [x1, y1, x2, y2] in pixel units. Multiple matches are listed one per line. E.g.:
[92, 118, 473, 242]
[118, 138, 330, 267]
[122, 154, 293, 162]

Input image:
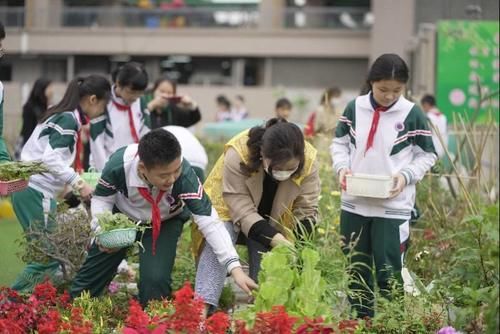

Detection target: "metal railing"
[60, 6, 257, 28]
[284, 7, 372, 30]
[0, 6, 372, 30]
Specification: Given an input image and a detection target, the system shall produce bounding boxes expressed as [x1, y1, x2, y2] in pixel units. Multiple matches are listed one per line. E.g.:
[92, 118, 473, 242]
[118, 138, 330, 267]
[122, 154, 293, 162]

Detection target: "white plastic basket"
[346, 173, 394, 199]
[97, 228, 137, 249]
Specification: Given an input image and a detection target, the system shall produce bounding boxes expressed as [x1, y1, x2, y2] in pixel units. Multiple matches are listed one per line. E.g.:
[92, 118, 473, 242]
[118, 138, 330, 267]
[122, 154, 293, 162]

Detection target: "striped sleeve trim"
[401, 168, 416, 184]
[45, 122, 77, 136]
[98, 178, 117, 190]
[66, 173, 79, 185]
[385, 210, 411, 217]
[394, 130, 433, 145]
[178, 182, 203, 200]
[400, 170, 412, 185]
[225, 257, 240, 272]
[349, 127, 356, 138]
[341, 200, 356, 210]
[338, 115, 352, 125]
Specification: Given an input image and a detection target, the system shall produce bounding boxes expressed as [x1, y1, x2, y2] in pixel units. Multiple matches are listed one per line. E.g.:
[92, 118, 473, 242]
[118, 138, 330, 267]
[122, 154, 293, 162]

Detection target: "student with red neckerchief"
[71, 129, 257, 307]
[90, 62, 151, 171]
[331, 54, 437, 319]
[11, 75, 111, 292]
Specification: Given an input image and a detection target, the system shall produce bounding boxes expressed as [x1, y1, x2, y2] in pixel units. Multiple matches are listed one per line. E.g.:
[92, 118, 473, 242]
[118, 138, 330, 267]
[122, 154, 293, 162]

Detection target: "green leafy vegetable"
[97, 212, 137, 233]
[241, 245, 332, 326]
[0, 161, 49, 181]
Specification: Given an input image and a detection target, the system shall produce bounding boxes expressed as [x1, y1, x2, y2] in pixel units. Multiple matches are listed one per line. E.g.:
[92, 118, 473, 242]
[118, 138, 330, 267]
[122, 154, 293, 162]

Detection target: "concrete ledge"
[5, 28, 370, 58]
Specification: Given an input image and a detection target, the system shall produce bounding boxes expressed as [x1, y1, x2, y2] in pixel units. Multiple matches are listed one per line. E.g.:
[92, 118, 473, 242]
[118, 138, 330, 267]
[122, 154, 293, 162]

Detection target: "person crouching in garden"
[193, 117, 321, 314]
[70, 129, 257, 307]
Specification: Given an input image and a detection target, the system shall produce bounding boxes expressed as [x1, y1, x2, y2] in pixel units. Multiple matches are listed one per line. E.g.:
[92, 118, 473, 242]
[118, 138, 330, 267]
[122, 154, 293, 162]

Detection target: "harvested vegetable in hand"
[0, 161, 49, 181]
[97, 212, 137, 233]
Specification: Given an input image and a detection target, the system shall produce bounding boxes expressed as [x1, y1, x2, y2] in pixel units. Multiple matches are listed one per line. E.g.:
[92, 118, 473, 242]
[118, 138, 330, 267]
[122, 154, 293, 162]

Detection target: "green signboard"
[436, 20, 499, 123]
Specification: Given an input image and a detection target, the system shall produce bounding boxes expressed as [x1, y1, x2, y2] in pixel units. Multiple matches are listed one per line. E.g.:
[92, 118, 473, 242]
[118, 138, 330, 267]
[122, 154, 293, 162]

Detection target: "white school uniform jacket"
[90, 88, 150, 171]
[331, 94, 437, 220]
[163, 125, 208, 171]
[91, 144, 240, 273]
[426, 107, 448, 158]
[21, 109, 84, 197]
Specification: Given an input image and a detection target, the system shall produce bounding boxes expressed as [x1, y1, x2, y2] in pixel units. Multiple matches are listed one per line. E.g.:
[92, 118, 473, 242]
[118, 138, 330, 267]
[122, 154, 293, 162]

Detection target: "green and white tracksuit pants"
[11, 186, 59, 292]
[340, 210, 410, 318]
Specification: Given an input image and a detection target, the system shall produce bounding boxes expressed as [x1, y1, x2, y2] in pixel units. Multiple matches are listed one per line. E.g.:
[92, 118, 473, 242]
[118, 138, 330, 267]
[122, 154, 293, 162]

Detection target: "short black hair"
[421, 94, 436, 106]
[111, 62, 148, 91]
[0, 21, 5, 39]
[138, 129, 181, 169]
[275, 97, 292, 110]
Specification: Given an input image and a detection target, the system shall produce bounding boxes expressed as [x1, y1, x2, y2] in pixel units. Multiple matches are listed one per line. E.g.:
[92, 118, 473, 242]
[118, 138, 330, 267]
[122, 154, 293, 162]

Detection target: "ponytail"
[39, 74, 111, 123]
[240, 117, 304, 176]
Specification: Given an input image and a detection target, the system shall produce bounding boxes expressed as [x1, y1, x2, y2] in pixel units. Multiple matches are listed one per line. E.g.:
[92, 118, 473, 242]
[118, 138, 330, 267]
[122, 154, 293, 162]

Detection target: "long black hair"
[39, 75, 111, 123]
[24, 78, 52, 113]
[112, 62, 148, 91]
[240, 117, 305, 177]
[364, 53, 409, 92]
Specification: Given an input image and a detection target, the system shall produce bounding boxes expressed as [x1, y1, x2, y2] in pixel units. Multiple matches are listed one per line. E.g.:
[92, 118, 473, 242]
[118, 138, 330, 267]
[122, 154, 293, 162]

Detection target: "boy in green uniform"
[71, 129, 256, 306]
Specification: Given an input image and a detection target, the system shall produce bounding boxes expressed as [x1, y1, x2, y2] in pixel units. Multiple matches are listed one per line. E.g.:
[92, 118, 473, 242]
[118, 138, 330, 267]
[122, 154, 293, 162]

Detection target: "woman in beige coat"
[192, 118, 321, 311]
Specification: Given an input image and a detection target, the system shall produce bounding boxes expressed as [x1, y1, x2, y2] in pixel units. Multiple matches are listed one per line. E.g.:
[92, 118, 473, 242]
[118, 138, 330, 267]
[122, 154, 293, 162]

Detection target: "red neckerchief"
[137, 187, 165, 255]
[365, 105, 389, 155]
[112, 100, 140, 143]
[365, 92, 398, 155]
[74, 108, 88, 174]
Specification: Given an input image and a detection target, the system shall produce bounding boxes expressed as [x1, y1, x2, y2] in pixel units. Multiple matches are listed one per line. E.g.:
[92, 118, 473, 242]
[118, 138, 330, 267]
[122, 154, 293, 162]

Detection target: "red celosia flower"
[0, 286, 20, 303]
[296, 317, 335, 334]
[206, 311, 230, 334]
[0, 318, 24, 334]
[125, 299, 151, 329]
[165, 282, 205, 333]
[32, 280, 58, 305]
[252, 305, 297, 334]
[58, 290, 71, 308]
[0, 300, 37, 331]
[60, 307, 93, 334]
[234, 320, 250, 334]
[37, 309, 62, 334]
[337, 319, 360, 333]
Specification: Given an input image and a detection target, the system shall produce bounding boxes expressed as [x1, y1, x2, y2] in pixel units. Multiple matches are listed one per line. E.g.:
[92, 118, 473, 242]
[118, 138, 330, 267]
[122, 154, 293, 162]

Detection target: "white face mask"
[272, 169, 296, 181]
[264, 165, 297, 181]
[263, 159, 298, 181]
